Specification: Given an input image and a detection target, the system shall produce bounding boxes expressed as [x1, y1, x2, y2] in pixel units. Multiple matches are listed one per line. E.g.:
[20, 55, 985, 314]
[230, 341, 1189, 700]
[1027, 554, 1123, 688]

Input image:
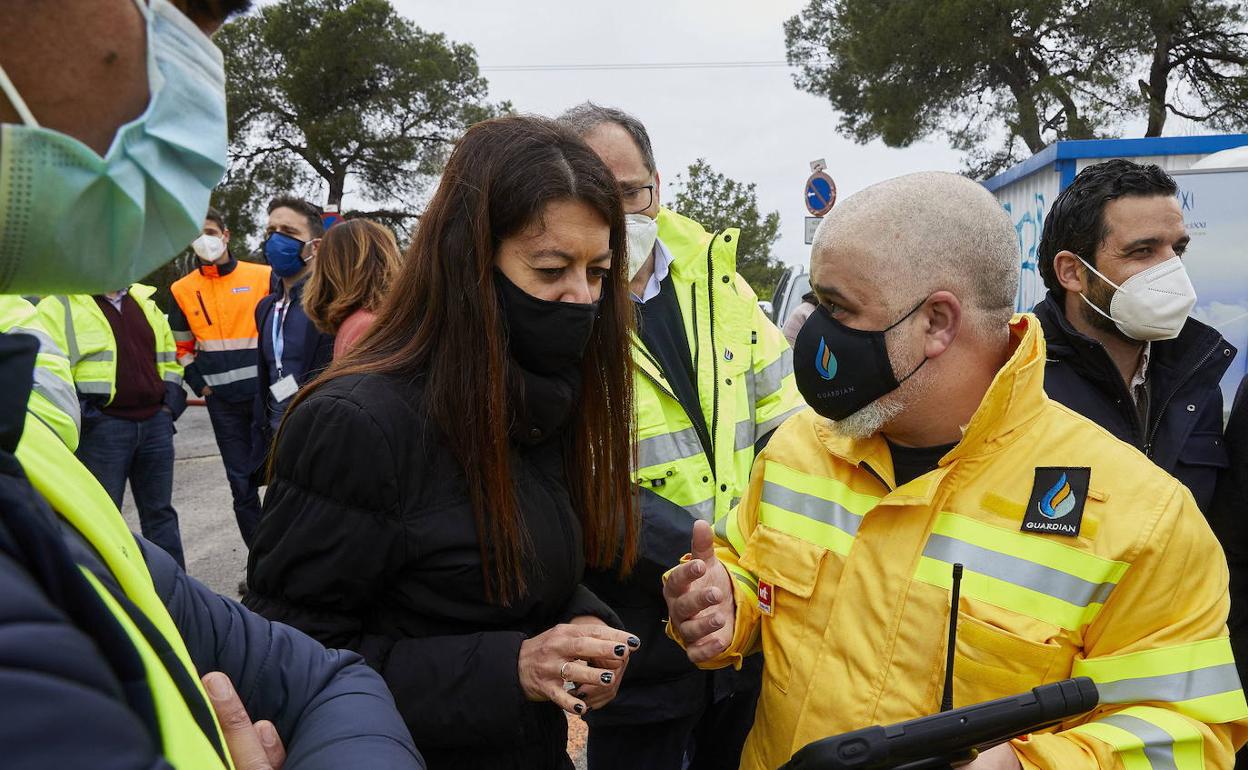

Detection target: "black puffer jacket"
[1034, 292, 1234, 511]
[244, 369, 619, 769]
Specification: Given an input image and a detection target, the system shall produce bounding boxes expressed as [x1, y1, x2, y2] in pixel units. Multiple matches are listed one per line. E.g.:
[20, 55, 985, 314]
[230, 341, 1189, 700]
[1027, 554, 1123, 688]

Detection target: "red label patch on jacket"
[758, 580, 774, 616]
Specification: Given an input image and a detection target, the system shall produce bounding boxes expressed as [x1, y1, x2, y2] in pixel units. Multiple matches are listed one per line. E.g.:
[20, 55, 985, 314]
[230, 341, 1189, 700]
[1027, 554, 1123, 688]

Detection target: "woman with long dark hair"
[244, 115, 640, 768]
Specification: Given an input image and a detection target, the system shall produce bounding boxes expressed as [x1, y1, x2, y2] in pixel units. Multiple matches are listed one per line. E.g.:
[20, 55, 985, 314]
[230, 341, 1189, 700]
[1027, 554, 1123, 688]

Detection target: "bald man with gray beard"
[663, 172, 1248, 770]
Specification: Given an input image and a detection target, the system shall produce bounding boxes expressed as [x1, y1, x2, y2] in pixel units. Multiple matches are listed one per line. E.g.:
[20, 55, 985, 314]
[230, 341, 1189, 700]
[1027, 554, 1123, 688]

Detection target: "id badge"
[270, 374, 298, 402]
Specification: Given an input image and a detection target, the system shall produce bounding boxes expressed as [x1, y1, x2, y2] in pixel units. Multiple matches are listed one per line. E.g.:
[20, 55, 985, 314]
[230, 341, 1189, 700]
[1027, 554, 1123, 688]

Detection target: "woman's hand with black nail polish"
[525, 617, 639, 714]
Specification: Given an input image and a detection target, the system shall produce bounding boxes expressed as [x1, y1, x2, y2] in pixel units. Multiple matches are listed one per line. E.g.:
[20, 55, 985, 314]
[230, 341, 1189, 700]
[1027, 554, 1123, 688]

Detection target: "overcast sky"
[386, 0, 965, 266]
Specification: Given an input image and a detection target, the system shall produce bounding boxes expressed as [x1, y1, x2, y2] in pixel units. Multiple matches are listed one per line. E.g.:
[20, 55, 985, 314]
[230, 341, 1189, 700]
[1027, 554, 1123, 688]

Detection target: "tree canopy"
[670, 159, 785, 297]
[214, 0, 505, 246]
[785, 0, 1248, 177]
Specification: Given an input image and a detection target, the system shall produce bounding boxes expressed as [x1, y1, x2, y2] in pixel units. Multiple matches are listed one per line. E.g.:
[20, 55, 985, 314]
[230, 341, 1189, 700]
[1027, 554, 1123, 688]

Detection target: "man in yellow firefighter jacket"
[560, 103, 804, 769]
[665, 172, 1248, 770]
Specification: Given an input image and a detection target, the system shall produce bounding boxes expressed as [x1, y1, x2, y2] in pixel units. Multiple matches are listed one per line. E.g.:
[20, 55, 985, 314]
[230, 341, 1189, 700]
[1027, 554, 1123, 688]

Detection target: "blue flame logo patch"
[1022, 467, 1089, 537]
[1038, 473, 1076, 519]
[815, 338, 838, 380]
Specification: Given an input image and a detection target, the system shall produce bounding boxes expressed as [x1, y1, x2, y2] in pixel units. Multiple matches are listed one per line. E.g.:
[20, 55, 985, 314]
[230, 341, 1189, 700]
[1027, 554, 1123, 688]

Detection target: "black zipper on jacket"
[1143, 338, 1222, 457]
[704, 230, 724, 478]
[195, 290, 213, 326]
[689, 282, 715, 472]
[689, 284, 701, 389]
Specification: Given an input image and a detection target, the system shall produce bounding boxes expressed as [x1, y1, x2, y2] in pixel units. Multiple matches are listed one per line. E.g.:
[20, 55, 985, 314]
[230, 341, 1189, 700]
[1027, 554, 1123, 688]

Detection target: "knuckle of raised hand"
[219, 706, 253, 732]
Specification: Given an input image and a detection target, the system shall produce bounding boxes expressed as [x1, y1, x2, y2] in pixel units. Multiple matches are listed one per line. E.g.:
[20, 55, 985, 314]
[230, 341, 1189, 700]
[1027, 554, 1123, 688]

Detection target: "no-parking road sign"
[805, 170, 837, 217]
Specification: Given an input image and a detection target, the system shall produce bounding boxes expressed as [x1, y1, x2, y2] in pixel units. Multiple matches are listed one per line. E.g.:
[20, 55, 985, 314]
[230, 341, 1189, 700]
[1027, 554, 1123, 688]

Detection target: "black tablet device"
[781, 677, 1099, 770]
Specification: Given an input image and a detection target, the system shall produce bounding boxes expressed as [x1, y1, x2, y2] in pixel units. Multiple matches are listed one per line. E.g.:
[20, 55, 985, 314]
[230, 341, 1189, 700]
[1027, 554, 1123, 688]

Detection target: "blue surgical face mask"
[264, 232, 309, 278]
[0, 0, 228, 294]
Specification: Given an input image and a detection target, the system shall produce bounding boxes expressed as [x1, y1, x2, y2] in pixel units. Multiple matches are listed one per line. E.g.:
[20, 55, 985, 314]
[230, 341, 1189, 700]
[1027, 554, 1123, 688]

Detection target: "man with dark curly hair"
[1034, 158, 1235, 513]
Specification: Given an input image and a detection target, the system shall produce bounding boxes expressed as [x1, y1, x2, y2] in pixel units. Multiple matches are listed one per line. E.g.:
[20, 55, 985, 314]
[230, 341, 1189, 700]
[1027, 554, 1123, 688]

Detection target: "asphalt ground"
[120, 402, 247, 598]
[118, 402, 590, 768]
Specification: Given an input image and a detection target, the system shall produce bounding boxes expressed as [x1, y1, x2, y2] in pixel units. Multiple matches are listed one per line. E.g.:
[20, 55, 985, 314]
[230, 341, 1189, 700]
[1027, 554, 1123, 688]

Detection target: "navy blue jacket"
[251, 277, 334, 471]
[1034, 292, 1235, 511]
[0, 331, 422, 769]
[1210, 378, 1248, 770]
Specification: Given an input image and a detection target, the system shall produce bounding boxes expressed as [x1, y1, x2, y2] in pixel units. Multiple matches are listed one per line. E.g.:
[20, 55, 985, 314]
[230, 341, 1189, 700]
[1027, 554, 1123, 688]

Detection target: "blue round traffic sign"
[805, 172, 837, 216]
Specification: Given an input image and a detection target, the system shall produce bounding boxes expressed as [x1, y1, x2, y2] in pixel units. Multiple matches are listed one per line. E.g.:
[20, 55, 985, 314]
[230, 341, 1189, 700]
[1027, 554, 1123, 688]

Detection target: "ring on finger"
[560, 661, 578, 692]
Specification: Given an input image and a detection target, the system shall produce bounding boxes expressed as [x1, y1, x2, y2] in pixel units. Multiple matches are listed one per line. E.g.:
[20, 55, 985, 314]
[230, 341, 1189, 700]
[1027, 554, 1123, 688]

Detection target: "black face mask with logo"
[493, 269, 600, 375]
[792, 300, 928, 421]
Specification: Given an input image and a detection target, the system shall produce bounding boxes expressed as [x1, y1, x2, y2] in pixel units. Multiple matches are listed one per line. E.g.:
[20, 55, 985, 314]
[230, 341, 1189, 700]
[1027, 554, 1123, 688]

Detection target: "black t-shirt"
[635, 274, 712, 463]
[887, 438, 957, 487]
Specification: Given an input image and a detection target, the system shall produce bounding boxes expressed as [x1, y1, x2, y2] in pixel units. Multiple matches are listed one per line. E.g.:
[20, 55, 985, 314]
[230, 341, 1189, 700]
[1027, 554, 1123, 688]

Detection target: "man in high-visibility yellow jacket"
[0, 295, 79, 450]
[0, 2, 422, 767]
[561, 103, 804, 770]
[665, 171, 1248, 770]
[37, 285, 189, 567]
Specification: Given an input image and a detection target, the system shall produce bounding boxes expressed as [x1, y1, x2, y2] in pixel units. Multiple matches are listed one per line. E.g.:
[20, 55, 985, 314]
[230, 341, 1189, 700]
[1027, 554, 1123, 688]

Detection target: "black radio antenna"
[940, 563, 964, 713]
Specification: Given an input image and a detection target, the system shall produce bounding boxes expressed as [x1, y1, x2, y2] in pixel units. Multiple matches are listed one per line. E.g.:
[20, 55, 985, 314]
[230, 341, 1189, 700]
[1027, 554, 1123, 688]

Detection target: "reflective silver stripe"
[924, 534, 1116, 608]
[32, 367, 81, 433]
[197, 337, 260, 352]
[177, 354, 196, 367]
[172, 330, 195, 342]
[1098, 663, 1241, 706]
[9, 325, 61, 356]
[734, 418, 754, 453]
[56, 296, 79, 364]
[80, 350, 114, 363]
[163, 371, 184, 386]
[730, 569, 759, 597]
[76, 381, 112, 395]
[202, 365, 258, 387]
[1095, 714, 1178, 770]
[638, 426, 704, 468]
[155, 351, 177, 363]
[757, 404, 804, 438]
[683, 496, 716, 522]
[761, 480, 863, 536]
[755, 348, 793, 400]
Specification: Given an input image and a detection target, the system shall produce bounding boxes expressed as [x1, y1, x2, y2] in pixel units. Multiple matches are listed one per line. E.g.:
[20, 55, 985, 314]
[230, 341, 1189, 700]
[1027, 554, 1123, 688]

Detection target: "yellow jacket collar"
[128, 283, 158, 302]
[656, 207, 740, 281]
[814, 313, 1050, 476]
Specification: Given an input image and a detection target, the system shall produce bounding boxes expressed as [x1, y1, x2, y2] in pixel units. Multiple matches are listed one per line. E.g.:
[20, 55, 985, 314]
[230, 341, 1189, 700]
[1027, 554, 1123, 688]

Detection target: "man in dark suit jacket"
[1033, 159, 1234, 513]
[1210, 377, 1248, 768]
[251, 195, 335, 477]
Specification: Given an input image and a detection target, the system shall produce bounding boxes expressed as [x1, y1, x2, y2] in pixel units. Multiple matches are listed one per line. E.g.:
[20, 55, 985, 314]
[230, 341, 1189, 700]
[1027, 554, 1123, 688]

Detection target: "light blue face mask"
[0, 0, 228, 294]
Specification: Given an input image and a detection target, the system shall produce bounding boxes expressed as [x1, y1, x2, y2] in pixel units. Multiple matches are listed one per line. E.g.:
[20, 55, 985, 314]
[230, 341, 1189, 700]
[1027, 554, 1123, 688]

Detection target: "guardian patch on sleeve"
[1021, 467, 1090, 537]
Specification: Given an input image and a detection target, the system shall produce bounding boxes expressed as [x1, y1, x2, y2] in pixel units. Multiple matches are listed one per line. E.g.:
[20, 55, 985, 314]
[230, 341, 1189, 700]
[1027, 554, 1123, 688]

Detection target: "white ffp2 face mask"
[624, 214, 659, 280]
[1077, 255, 1197, 341]
[192, 234, 226, 263]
